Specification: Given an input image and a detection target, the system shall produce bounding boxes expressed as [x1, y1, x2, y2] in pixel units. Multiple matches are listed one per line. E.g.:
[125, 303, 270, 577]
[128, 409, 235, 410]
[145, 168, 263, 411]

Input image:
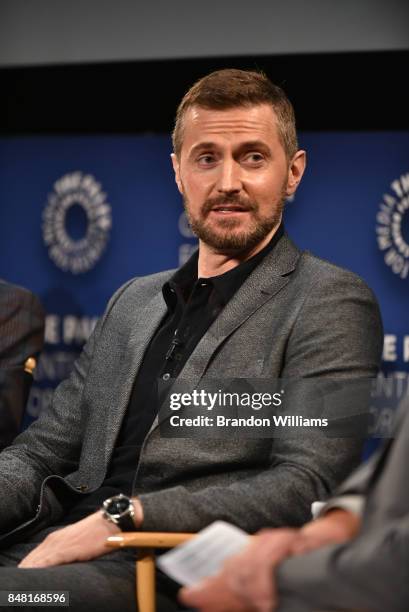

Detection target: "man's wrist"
[99, 510, 122, 534]
[319, 494, 365, 519]
[300, 508, 361, 542]
[101, 494, 143, 531]
[131, 497, 143, 528]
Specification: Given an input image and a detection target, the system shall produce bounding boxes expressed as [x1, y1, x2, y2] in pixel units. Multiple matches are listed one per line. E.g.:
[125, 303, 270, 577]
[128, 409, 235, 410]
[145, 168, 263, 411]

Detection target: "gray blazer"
[277, 401, 409, 612]
[0, 234, 382, 545]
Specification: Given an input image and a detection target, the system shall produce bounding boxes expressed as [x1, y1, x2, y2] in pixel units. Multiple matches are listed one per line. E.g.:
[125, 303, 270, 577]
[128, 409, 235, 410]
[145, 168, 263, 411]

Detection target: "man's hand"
[181, 574, 252, 612]
[18, 511, 120, 568]
[180, 529, 299, 612]
[18, 498, 144, 568]
[180, 511, 361, 612]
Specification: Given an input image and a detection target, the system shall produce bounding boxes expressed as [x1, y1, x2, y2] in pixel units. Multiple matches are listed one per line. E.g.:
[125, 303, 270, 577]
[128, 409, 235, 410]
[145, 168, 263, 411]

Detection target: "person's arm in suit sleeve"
[0, 283, 45, 368]
[276, 513, 409, 612]
[0, 284, 45, 449]
[182, 511, 408, 612]
[0, 280, 133, 535]
[313, 456, 377, 518]
[137, 269, 383, 532]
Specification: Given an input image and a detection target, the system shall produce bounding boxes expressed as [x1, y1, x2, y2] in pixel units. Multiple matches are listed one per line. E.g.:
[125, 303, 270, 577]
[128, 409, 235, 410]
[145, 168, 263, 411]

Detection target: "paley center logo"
[376, 172, 409, 280]
[42, 171, 112, 274]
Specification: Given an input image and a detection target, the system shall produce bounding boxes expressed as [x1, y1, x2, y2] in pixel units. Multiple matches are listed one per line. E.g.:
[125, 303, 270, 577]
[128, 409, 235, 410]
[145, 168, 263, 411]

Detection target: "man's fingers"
[19, 556, 56, 568]
[179, 580, 211, 605]
[179, 578, 246, 611]
[19, 552, 62, 568]
[18, 546, 67, 568]
[18, 541, 78, 568]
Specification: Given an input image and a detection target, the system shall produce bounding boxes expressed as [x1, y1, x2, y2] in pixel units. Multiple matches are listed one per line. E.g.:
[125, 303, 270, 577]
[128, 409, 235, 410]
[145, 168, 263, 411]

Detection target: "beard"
[183, 192, 285, 254]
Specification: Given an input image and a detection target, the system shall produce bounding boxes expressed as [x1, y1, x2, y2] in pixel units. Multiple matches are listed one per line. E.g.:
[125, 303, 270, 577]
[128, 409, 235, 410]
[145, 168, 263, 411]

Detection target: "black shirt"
[62, 224, 284, 523]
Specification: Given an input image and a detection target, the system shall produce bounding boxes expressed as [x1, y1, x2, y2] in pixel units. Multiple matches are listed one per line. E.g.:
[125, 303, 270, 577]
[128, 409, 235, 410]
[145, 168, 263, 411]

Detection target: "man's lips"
[210, 205, 251, 213]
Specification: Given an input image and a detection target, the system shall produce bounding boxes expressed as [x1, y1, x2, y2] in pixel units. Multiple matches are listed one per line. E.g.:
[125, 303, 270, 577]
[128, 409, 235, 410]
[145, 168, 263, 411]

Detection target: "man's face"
[172, 103, 305, 254]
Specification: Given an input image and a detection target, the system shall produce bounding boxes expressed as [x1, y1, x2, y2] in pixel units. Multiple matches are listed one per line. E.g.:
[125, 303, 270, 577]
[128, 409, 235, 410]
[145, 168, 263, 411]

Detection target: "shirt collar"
[164, 223, 285, 307]
[210, 223, 284, 304]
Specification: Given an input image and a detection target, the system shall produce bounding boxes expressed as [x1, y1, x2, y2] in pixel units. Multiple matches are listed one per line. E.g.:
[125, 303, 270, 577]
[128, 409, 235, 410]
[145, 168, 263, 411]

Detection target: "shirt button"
[162, 373, 171, 381]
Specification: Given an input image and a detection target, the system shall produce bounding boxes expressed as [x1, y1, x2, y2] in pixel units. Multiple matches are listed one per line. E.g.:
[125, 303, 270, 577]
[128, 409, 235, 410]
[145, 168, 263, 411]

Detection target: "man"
[0, 280, 45, 449]
[0, 69, 382, 610]
[181, 400, 409, 612]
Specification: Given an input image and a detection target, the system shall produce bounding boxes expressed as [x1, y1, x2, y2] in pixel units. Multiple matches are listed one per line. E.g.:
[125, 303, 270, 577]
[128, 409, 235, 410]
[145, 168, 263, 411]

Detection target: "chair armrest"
[106, 532, 196, 549]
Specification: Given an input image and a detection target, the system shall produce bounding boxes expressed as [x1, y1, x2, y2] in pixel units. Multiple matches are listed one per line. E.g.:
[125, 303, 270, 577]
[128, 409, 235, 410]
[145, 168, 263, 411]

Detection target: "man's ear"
[286, 150, 306, 196]
[171, 153, 183, 195]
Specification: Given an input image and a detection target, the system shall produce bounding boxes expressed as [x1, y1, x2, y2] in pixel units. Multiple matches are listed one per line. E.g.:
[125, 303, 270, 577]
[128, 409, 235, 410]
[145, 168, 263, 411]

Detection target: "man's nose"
[217, 160, 242, 194]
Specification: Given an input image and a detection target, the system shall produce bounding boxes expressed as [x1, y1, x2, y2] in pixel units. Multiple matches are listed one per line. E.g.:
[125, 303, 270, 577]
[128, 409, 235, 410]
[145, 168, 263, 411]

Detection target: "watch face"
[106, 495, 130, 517]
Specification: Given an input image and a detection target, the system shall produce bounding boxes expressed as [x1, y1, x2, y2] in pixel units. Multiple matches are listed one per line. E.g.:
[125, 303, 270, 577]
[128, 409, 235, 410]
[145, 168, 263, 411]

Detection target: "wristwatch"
[101, 493, 136, 531]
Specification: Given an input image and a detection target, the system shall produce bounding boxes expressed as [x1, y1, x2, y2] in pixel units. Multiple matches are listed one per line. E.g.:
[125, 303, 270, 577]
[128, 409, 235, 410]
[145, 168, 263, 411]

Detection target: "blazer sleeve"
[276, 514, 409, 611]
[0, 284, 46, 449]
[0, 283, 45, 367]
[0, 281, 133, 534]
[324, 397, 409, 506]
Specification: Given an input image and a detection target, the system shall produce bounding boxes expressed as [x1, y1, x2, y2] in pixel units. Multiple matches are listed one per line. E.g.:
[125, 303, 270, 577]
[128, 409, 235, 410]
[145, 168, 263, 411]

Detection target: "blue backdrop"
[0, 132, 408, 436]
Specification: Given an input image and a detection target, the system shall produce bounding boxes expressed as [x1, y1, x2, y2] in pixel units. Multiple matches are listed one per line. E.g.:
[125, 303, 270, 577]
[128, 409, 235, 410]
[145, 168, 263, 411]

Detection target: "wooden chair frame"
[107, 532, 195, 612]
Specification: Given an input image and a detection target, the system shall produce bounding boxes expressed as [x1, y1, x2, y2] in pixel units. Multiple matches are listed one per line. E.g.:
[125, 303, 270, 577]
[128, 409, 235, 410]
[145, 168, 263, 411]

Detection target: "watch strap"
[117, 511, 136, 532]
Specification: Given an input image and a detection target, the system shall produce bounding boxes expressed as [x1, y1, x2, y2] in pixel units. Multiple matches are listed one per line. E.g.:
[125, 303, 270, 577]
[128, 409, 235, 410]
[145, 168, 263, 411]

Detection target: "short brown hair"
[172, 68, 298, 161]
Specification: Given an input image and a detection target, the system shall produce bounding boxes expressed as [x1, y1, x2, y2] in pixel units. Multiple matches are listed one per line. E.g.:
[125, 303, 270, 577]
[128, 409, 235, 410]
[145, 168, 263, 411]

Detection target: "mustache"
[202, 195, 257, 215]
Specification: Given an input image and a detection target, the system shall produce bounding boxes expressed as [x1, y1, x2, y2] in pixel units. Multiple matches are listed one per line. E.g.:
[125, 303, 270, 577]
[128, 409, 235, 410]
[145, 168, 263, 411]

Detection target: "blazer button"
[76, 485, 88, 492]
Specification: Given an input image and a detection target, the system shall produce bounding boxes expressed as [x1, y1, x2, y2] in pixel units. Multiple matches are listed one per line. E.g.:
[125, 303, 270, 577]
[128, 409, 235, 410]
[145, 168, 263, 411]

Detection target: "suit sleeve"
[315, 453, 380, 517]
[0, 285, 45, 367]
[137, 270, 384, 532]
[276, 515, 409, 611]
[0, 281, 133, 534]
[0, 286, 46, 449]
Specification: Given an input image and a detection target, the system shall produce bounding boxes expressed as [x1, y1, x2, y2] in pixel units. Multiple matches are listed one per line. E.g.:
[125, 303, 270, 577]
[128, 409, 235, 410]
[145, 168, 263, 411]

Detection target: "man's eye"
[197, 155, 215, 165]
[244, 153, 264, 163]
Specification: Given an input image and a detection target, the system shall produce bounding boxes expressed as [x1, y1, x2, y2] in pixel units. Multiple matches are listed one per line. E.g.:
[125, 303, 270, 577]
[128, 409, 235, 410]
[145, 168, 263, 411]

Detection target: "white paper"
[157, 520, 250, 586]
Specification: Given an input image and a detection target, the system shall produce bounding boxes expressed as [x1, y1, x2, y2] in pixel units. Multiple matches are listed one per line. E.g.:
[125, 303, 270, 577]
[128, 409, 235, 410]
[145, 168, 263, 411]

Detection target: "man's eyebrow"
[189, 140, 271, 155]
[235, 140, 271, 152]
[189, 142, 217, 155]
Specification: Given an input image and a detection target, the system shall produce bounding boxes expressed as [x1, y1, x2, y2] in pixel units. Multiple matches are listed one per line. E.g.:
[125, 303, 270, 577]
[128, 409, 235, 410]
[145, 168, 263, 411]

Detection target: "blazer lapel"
[181, 233, 300, 381]
[155, 233, 301, 427]
[103, 290, 168, 461]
